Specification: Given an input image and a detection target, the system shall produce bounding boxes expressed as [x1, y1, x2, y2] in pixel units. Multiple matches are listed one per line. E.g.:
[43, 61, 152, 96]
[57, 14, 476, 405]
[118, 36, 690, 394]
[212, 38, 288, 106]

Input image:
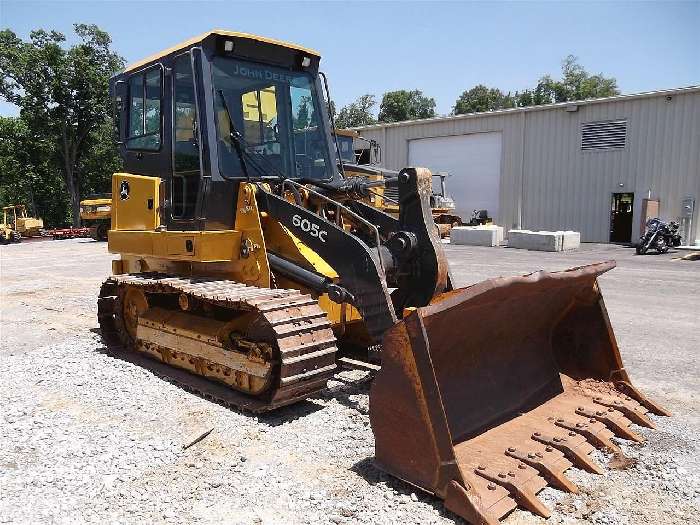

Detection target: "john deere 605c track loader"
[99, 30, 668, 524]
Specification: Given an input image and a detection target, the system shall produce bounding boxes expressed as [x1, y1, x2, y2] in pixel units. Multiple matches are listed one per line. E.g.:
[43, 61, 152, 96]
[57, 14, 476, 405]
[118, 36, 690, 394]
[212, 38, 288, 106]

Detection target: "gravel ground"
[1, 238, 699, 524]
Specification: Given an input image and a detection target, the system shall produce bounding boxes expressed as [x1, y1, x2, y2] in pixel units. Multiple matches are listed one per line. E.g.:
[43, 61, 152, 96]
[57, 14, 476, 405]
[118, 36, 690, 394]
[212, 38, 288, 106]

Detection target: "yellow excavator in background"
[98, 30, 668, 524]
[80, 194, 112, 241]
[333, 129, 462, 236]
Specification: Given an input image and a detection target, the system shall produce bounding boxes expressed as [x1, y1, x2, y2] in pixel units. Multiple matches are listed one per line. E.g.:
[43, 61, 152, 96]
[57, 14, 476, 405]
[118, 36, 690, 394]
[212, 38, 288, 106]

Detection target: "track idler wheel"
[118, 286, 148, 344]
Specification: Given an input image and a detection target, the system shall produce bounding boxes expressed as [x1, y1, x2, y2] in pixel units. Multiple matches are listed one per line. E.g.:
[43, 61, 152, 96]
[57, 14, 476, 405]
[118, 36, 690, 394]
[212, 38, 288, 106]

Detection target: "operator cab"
[110, 30, 337, 231]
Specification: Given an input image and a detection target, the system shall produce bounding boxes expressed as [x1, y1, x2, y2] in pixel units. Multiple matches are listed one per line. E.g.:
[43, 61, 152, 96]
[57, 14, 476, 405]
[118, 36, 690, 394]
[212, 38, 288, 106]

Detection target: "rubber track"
[98, 273, 338, 412]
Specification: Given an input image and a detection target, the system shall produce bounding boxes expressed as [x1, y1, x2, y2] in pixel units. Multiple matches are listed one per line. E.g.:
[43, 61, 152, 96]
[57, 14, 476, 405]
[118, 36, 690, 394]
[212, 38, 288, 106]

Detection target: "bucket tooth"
[531, 432, 603, 474]
[575, 406, 643, 442]
[474, 466, 551, 518]
[443, 480, 504, 525]
[592, 396, 655, 429]
[614, 380, 671, 417]
[553, 418, 620, 453]
[505, 447, 578, 493]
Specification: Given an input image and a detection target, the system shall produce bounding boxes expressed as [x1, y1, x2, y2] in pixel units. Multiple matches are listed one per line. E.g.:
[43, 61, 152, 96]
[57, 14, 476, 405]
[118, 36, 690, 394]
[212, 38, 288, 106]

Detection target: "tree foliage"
[0, 115, 70, 226]
[544, 55, 619, 102]
[453, 55, 620, 114]
[453, 85, 516, 115]
[0, 24, 124, 226]
[378, 90, 436, 123]
[335, 94, 377, 129]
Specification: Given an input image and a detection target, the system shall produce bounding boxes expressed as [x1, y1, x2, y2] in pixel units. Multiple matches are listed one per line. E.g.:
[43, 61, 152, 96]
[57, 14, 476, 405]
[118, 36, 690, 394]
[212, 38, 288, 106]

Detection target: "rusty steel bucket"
[370, 261, 668, 524]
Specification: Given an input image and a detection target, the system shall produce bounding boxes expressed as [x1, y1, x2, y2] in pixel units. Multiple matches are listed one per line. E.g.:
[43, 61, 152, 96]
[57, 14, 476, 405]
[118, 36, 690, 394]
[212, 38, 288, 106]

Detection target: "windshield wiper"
[217, 89, 251, 180]
[217, 89, 291, 183]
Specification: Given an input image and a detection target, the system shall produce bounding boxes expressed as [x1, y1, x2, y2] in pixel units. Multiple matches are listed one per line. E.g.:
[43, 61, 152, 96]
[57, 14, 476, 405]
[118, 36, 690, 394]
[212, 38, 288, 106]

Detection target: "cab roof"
[123, 30, 321, 73]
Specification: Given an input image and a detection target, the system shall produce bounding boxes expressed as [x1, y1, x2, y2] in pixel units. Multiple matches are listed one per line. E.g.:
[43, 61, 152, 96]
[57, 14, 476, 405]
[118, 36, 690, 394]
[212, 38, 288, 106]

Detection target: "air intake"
[581, 119, 627, 151]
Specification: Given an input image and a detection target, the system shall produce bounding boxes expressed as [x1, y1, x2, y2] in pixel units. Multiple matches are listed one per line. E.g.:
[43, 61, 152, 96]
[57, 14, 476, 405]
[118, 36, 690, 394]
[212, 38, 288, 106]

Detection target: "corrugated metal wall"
[356, 89, 700, 243]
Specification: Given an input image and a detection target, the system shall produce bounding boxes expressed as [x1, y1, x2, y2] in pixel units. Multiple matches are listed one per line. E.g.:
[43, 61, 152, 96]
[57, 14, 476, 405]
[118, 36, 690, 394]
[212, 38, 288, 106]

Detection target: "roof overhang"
[353, 85, 700, 131]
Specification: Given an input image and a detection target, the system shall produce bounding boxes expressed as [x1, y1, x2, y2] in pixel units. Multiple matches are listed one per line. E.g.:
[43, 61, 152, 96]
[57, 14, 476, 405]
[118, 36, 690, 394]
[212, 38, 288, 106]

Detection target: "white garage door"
[408, 132, 502, 219]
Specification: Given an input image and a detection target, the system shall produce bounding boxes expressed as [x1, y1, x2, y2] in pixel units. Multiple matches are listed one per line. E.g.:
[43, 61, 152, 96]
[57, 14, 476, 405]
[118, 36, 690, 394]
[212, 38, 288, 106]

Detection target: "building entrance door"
[610, 192, 634, 243]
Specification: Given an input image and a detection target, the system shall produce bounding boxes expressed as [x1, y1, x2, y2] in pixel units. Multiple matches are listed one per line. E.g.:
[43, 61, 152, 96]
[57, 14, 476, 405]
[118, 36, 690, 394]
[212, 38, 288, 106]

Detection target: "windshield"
[212, 57, 333, 180]
[336, 134, 355, 163]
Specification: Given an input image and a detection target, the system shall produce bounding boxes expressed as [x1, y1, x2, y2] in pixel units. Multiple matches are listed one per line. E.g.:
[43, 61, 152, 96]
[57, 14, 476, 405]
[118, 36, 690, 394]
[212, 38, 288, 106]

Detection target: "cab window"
[242, 86, 278, 148]
[216, 84, 283, 173]
[171, 53, 200, 220]
[212, 57, 333, 180]
[127, 67, 162, 151]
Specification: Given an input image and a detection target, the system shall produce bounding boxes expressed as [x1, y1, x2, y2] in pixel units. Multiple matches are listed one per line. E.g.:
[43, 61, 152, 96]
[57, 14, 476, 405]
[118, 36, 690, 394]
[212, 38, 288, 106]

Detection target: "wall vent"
[581, 119, 627, 151]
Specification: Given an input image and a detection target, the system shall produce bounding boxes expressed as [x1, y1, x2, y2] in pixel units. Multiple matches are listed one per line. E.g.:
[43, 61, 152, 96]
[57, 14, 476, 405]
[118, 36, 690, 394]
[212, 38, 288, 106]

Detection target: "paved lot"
[1, 238, 698, 524]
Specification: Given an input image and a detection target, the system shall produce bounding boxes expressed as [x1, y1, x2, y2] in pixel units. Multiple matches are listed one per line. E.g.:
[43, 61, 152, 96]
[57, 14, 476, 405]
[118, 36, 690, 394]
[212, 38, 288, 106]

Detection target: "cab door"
[168, 51, 203, 230]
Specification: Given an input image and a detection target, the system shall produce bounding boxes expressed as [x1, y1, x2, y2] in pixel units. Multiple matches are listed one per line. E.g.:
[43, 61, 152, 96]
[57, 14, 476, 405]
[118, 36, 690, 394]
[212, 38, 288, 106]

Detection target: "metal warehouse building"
[354, 86, 700, 244]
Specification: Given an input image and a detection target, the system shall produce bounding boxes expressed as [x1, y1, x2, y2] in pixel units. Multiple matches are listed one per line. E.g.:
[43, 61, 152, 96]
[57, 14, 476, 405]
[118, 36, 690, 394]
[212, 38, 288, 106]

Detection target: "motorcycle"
[636, 218, 682, 254]
[468, 209, 490, 226]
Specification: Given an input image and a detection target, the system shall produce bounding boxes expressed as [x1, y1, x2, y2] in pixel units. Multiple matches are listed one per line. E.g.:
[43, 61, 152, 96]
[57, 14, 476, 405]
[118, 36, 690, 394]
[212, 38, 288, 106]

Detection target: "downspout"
[517, 110, 527, 229]
[382, 126, 387, 168]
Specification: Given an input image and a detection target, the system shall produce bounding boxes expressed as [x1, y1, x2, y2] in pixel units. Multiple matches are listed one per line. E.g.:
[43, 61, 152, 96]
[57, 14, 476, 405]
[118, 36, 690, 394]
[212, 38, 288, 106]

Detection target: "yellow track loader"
[98, 30, 667, 524]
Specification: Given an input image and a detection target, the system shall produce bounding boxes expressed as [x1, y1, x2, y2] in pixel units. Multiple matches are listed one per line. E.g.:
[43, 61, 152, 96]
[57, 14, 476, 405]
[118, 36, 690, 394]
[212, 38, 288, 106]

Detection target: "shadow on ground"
[350, 457, 466, 523]
[92, 338, 325, 426]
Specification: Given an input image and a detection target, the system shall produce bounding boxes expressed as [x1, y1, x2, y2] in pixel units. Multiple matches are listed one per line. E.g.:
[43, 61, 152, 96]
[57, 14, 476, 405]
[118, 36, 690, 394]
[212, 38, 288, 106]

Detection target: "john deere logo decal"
[119, 180, 130, 200]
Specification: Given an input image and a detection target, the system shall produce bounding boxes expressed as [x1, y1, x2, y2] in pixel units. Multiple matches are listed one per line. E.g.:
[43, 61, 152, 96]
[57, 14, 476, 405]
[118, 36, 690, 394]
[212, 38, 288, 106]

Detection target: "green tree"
[523, 56, 620, 106]
[0, 116, 69, 226]
[513, 82, 555, 107]
[79, 120, 124, 197]
[0, 24, 124, 226]
[378, 90, 436, 123]
[335, 94, 377, 129]
[453, 85, 516, 114]
[454, 56, 620, 112]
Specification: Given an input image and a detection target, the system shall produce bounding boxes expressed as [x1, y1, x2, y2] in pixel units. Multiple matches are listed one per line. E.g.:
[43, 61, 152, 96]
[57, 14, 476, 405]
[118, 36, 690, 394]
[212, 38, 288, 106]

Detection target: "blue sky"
[1, 0, 698, 117]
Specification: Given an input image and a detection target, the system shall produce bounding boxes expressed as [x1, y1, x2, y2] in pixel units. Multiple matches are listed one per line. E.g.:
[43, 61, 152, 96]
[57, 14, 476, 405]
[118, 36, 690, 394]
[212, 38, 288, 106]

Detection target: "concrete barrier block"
[507, 229, 532, 249]
[451, 225, 504, 246]
[560, 230, 581, 251]
[508, 229, 562, 251]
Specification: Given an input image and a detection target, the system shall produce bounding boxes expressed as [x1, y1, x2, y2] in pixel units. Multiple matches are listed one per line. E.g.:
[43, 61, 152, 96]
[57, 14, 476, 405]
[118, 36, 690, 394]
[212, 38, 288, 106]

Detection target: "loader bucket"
[370, 261, 668, 524]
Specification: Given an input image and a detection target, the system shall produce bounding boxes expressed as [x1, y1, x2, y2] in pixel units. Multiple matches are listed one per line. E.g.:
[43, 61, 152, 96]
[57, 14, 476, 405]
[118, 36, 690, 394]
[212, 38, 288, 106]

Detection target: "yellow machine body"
[108, 173, 362, 331]
[79, 197, 112, 221]
[2, 205, 43, 237]
[0, 220, 15, 243]
[80, 195, 113, 241]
